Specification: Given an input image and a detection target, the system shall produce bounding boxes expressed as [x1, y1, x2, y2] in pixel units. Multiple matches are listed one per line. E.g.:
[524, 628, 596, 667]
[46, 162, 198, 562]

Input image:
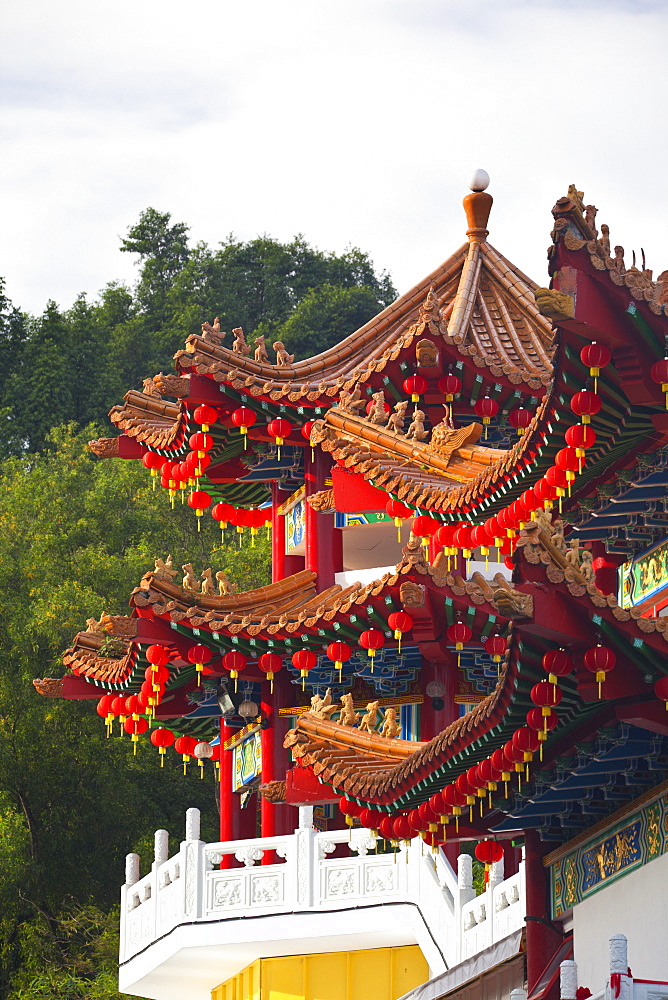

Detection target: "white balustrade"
[119, 810, 527, 972]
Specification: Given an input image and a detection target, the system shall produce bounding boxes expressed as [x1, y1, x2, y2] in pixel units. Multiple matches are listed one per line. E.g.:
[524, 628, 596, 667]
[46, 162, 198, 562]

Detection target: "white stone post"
[298, 805, 314, 829]
[560, 960, 578, 1000]
[510, 989, 527, 1000]
[125, 852, 140, 886]
[153, 829, 169, 869]
[608, 935, 631, 1000]
[454, 853, 477, 966]
[458, 853, 473, 890]
[185, 807, 201, 841]
[181, 808, 203, 922]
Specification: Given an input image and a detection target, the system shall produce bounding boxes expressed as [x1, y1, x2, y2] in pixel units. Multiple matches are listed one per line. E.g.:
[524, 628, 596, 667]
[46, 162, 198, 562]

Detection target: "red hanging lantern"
[508, 407, 532, 436]
[496, 506, 519, 538]
[188, 489, 212, 530]
[124, 715, 149, 754]
[222, 650, 247, 689]
[475, 839, 504, 882]
[654, 676, 668, 710]
[490, 748, 513, 787]
[583, 643, 616, 698]
[326, 641, 352, 680]
[441, 784, 466, 830]
[438, 373, 462, 402]
[418, 800, 439, 833]
[174, 735, 198, 774]
[484, 634, 506, 663]
[387, 611, 413, 653]
[231, 406, 256, 448]
[453, 523, 475, 557]
[378, 815, 396, 841]
[570, 389, 602, 425]
[194, 404, 218, 430]
[533, 477, 558, 509]
[520, 489, 540, 516]
[412, 515, 440, 543]
[512, 726, 540, 762]
[258, 652, 283, 693]
[435, 523, 457, 551]
[565, 423, 597, 471]
[212, 501, 235, 541]
[186, 644, 213, 684]
[150, 727, 175, 766]
[142, 450, 165, 489]
[145, 663, 169, 689]
[650, 358, 668, 409]
[267, 418, 293, 460]
[393, 815, 414, 843]
[531, 679, 563, 713]
[96, 693, 115, 734]
[470, 522, 493, 556]
[474, 395, 499, 438]
[359, 629, 385, 668]
[146, 644, 171, 666]
[189, 431, 213, 455]
[580, 343, 612, 390]
[403, 375, 428, 403]
[477, 758, 502, 794]
[447, 621, 472, 651]
[555, 447, 580, 486]
[541, 648, 572, 682]
[386, 498, 412, 541]
[359, 807, 381, 832]
[526, 707, 558, 757]
[292, 649, 317, 689]
[339, 796, 360, 827]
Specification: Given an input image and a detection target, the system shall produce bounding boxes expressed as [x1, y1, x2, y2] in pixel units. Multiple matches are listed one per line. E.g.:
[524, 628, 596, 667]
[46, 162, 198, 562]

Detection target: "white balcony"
[119, 808, 526, 1000]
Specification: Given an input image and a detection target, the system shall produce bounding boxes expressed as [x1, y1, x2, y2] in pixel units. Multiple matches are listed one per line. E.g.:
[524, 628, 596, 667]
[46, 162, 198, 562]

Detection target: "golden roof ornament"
[463, 168, 492, 241]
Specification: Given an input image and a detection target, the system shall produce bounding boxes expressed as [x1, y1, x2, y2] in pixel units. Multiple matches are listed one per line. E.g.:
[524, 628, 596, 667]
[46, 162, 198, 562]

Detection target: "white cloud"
[1, 0, 667, 314]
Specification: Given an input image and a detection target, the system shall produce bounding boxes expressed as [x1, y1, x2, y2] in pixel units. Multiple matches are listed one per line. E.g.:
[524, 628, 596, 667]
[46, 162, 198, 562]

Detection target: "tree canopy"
[0, 212, 395, 997]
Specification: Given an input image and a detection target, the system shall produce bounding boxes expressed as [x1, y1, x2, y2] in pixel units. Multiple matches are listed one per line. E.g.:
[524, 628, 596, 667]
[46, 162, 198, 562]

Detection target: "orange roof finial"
[463, 169, 493, 242]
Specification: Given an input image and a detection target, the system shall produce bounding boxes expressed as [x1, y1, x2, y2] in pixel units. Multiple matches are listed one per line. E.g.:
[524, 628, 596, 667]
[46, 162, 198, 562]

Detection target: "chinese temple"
[36, 174, 668, 1000]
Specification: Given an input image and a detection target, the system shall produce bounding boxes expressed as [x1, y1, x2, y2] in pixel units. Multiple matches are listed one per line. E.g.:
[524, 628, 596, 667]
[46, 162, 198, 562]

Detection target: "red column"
[420, 652, 458, 741]
[304, 449, 337, 590]
[524, 829, 564, 992]
[271, 482, 304, 582]
[219, 719, 257, 846]
[590, 542, 624, 597]
[260, 669, 296, 839]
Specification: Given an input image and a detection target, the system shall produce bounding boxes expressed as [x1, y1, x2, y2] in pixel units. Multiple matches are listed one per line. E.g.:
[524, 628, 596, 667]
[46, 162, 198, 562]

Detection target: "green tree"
[268, 283, 384, 359]
[0, 425, 269, 998]
[120, 208, 190, 328]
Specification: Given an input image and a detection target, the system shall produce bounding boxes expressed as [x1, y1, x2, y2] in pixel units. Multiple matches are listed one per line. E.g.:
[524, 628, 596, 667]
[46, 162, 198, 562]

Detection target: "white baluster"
[185, 807, 200, 842]
[560, 959, 578, 1000]
[125, 852, 140, 886]
[154, 829, 169, 869]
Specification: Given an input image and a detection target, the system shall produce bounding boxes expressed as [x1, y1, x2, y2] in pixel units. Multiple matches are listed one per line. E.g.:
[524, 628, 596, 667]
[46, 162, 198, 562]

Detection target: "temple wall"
[572, 851, 668, 987]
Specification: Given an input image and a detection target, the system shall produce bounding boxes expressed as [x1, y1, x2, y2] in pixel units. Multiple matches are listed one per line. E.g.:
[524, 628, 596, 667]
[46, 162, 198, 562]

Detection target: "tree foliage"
[1, 212, 395, 453]
[0, 426, 269, 998]
[0, 210, 395, 996]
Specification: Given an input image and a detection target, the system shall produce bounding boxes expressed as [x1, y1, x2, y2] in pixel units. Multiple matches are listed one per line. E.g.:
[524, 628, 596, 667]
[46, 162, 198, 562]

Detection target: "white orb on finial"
[469, 169, 490, 192]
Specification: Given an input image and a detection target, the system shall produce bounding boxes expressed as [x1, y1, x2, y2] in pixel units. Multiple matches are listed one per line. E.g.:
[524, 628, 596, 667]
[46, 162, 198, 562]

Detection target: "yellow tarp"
[212, 945, 428, 1000]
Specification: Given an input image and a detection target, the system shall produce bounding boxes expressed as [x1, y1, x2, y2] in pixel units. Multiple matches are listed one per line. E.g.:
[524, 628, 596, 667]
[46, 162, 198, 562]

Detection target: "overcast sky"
[2, 0, 667, 316]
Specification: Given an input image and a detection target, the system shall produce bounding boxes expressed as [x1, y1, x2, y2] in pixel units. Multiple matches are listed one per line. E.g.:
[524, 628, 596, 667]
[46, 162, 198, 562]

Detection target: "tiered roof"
[38, 179, 668, 844]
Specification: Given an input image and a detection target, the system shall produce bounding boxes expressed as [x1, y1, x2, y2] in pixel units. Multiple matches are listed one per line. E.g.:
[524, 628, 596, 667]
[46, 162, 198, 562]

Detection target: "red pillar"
[260, 669, 296, 839]
[271, 482, 304, 582]
[219, 719, 257, 845]
[590, 542, 624, 597]
[304, 449, 337, 591]
[420, 652, 458, 741]
[524, 829, 564, 992]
